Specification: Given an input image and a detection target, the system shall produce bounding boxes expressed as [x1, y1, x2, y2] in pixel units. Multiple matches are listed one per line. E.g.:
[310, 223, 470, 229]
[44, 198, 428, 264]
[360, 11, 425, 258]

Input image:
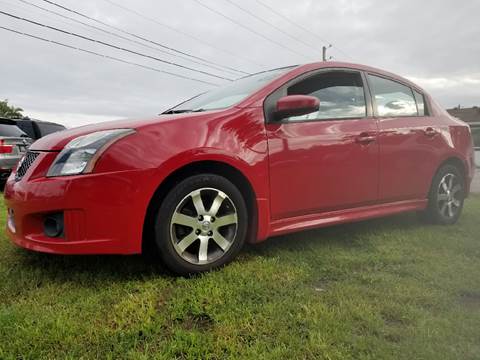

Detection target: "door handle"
[424, 127, 437, 137]
[355, 132, 376, 145]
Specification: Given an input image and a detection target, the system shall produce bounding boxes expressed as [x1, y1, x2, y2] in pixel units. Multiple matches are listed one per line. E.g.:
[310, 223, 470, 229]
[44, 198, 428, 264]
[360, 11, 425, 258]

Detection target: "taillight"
[0, 140, 14, 154]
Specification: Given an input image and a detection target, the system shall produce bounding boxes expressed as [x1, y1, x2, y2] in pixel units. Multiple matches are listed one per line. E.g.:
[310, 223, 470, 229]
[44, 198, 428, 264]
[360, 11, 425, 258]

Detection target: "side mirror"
[274, 95, 320, 121]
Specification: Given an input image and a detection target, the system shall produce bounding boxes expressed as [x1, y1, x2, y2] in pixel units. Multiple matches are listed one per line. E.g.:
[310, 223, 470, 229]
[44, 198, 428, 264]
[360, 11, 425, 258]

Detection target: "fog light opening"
[44, 213, 64, 238]
[7, 208, 16, 233]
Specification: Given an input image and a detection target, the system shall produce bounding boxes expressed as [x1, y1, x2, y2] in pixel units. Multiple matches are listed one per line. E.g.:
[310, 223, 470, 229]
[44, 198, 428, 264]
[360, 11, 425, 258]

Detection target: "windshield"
[167, 66, 296, 113]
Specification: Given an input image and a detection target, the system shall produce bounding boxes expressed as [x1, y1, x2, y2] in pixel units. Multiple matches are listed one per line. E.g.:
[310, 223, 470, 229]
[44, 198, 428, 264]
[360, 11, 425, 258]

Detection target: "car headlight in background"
[47, 129, 135, 177]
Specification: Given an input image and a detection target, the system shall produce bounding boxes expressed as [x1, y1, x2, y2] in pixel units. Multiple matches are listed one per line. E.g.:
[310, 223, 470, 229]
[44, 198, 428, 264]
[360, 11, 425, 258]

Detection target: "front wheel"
[424, 164, 465, 225]
[154, 174, 248, 275]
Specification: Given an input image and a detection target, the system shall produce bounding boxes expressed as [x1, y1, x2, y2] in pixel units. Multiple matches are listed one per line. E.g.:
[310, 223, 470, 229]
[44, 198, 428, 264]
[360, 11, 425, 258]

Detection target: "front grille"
[15, 151, 40, 181]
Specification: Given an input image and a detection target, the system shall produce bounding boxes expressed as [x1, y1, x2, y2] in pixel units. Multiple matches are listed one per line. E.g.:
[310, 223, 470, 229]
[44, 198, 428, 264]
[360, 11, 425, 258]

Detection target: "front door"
[266, 70, 379, 220]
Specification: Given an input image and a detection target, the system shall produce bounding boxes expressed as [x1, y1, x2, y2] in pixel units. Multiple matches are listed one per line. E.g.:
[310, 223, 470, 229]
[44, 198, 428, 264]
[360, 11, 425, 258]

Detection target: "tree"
[0, 100, 23, 119]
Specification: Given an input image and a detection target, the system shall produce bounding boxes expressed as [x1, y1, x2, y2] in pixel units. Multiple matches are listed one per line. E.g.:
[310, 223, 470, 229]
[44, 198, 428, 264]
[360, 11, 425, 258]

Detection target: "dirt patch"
[311, 279, 334, 293]
[155, 288, 173, 312]
[458, 291, 480, 309]
[176, 312, 214, 331]
[384, 332, 402, 343]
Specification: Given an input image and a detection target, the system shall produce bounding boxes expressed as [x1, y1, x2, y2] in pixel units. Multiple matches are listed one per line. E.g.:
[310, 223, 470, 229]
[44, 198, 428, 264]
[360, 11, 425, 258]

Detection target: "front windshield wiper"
[162, 109, 191, 114]
[162, 109, 206, 115]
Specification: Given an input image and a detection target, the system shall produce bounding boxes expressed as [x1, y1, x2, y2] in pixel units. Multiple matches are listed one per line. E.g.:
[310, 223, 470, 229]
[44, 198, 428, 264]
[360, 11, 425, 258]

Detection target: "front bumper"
[4, 152, 155, 255]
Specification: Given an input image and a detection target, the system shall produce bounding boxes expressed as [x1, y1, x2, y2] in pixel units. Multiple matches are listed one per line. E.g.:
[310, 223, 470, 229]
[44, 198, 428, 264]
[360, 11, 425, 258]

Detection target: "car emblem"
[201, 221, 211, 231]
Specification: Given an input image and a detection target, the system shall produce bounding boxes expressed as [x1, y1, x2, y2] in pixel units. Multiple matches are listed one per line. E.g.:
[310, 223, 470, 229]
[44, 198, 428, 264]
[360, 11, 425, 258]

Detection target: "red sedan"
[4, 62, 475, 275]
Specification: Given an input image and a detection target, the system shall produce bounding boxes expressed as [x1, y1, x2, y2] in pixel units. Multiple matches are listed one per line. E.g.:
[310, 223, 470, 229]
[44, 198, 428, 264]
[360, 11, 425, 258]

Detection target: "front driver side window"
[286, 71, 366, 121]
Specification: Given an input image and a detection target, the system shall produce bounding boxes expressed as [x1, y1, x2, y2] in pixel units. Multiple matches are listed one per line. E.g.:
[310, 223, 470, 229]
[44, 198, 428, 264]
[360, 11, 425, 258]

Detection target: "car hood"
[29, 112, 220, 151]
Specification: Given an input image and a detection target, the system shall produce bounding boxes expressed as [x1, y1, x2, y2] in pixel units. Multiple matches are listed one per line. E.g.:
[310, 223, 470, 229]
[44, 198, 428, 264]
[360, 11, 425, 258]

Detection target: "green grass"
[1, 197, 480, 360]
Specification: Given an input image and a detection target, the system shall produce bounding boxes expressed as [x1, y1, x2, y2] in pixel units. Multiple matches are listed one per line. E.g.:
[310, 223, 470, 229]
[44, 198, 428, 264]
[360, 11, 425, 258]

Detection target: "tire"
[424, 164, 465, 225]
[154, 174, 248, 275]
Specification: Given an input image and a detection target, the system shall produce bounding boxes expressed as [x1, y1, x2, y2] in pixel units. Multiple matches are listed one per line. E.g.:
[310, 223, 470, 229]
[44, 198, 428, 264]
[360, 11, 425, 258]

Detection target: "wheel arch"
[441, 157, 466, 177]
[142, 160, 259, 254]
[430, 156, 469, 197]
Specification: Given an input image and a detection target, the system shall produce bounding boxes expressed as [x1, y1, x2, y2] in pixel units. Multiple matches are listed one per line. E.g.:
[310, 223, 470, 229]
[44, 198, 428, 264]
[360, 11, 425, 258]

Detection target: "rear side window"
[413, 90, 426, 116]
[0, 124, 27, 137]
[368, 75, 417, 117]
[286, 71, 366, 121]
[37, 123, 65, 137]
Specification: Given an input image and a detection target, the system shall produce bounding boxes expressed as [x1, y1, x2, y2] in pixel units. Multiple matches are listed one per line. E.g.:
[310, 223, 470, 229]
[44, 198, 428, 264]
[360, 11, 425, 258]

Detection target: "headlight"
[47, 129, 135, 177]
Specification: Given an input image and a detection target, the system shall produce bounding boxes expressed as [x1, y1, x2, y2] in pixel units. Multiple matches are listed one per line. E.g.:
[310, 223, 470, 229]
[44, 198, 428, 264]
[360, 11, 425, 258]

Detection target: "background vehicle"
[469, 122, 480, 167]
[0, 118, 32, 181]
[15, 117, 66, 140]
[4, 62, 475, 275]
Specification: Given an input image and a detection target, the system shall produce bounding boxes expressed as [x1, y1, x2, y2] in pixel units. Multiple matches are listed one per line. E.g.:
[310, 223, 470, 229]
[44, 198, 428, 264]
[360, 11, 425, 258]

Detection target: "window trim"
[412, 89, 429, 117]
[365, 72, 431, 118]
[263, 67, 373, 124]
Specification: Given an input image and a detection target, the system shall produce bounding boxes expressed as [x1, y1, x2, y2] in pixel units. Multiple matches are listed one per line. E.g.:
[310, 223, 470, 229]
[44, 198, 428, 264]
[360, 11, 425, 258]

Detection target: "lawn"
[0, 196, 479, 360]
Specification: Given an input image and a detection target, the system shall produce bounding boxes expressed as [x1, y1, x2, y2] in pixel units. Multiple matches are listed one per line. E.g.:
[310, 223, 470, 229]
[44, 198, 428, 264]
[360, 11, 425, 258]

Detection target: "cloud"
[0, 0, 479, 127]
[406, 76, 480, 90]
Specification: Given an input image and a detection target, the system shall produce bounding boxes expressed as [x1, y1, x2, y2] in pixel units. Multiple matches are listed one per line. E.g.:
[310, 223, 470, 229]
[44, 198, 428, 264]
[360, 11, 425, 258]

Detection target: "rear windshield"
[0, 124, 27, 137]
[38, 122, 66, 137]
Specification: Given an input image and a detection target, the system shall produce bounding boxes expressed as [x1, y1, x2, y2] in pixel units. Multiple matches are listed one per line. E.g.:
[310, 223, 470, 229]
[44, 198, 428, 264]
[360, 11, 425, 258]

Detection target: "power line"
[39, 0, 248, 77]
[253, 0, 355, 61]
[0, 9, 234, 81]
[191, 0, 311, 60]
[222, 0, 320, 55]
[331, 46, 355, 62]
[101, 0, 265, 71]
[253, 0, 329, 43]
[0, 25, 219, 86]
[14, 0, 245, 77]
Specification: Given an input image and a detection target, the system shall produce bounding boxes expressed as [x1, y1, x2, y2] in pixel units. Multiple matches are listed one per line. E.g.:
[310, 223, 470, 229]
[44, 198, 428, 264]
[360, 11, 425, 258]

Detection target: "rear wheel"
[425, 164, 465, 225]
[154, 174, 248, 275]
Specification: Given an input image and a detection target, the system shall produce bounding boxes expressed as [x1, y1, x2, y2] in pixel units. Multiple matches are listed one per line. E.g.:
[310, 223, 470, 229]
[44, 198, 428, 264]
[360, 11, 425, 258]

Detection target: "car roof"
[293, 61, 424, 92]
[238, 61, 428, 109]
[17, 117, 66, 127]
[0, 118, 19, 125]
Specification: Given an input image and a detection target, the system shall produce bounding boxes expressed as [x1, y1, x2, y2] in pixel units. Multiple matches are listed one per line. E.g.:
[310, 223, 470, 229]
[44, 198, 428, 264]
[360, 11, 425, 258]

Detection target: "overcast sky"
[0, 0, 479, 127]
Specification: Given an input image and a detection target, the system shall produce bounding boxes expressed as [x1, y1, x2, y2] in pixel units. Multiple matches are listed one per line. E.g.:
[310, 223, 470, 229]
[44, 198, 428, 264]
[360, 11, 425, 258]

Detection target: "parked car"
[4, 62, 475, 275]
[15, 117, 66, 140]
[0, 118, 33, 181]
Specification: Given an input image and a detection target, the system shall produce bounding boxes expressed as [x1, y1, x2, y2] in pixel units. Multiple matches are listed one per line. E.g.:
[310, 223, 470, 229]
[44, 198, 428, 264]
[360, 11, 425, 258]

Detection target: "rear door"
[265, 69, 380, 220]
[367, 74, 443, 201]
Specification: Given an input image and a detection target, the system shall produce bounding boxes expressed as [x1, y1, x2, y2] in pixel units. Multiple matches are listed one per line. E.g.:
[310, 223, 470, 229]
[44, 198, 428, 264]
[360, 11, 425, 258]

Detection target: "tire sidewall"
[154, 174, 248, 275]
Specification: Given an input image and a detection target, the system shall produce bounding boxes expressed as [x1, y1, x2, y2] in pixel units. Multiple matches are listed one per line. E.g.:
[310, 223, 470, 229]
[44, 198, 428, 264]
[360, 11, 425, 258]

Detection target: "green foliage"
[0, 196, 479, 359]
[0, 99, 23, 119]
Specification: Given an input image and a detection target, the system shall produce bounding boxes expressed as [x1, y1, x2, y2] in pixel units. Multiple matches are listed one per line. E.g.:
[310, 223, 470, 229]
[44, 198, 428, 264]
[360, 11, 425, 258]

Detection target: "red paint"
[266, 117, 379, 219]
[3, 62, 475, 255]
[275, 95, 319, 119]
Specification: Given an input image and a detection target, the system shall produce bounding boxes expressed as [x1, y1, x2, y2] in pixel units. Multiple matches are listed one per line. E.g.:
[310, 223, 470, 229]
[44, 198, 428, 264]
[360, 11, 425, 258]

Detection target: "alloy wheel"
[437, 173, 463, 219]
[170, 187, 238, 265]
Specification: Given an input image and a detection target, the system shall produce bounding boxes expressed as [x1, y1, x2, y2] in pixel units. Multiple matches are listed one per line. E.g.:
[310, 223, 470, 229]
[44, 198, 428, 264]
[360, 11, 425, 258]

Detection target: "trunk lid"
[0, 136, 33, 156]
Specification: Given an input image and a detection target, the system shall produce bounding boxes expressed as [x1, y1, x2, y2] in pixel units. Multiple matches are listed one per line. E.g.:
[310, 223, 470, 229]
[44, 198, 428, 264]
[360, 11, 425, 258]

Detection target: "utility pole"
[322, 44, 332, 61]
